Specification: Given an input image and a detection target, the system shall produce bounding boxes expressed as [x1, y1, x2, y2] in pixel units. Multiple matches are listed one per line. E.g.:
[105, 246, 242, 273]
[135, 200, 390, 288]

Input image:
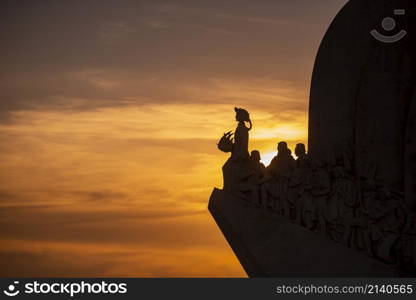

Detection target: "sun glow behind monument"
[260, 152, 276, 167]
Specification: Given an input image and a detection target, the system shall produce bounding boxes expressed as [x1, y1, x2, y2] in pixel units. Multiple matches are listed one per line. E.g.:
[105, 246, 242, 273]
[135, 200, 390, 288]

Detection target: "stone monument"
[208, 0, 416, 277]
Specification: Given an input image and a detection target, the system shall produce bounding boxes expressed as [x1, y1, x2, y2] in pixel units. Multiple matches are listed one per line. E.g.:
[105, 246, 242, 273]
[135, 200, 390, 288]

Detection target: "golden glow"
[260, 151, 276, 167]
[0, 92, 307, 277]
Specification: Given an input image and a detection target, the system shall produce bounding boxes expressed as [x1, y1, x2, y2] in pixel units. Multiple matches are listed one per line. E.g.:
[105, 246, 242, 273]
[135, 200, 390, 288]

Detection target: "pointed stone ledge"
[208, 188, 398, 277]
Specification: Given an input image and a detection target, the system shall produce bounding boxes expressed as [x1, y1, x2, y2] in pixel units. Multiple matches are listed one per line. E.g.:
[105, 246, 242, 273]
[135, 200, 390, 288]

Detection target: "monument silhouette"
[209, 0, 416, 277]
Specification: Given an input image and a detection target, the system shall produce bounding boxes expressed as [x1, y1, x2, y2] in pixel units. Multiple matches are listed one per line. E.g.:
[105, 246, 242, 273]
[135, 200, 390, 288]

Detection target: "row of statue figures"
[218, 108, 416, 275]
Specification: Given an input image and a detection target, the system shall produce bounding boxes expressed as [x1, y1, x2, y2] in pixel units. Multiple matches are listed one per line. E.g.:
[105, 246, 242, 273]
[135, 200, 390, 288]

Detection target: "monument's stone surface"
[405, 94, 416, 211]
[209, 188, 398, 277]
[309, 0, 416, 210]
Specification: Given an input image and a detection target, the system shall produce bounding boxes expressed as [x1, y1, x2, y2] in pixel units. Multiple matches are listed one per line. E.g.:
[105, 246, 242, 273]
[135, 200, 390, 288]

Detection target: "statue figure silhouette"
[219, 108, 255, 194]
[295, 143, 309, 169]
[267, 142, 295, 177]
[250, 150, 267, 207]
[232, 107, 252, 160]
[250, 150, 266, 180]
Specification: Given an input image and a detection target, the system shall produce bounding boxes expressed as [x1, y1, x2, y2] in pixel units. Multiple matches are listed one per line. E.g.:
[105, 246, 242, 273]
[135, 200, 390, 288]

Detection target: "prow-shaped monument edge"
[209, 188, 398, 277]
[208, 0, 416, 277]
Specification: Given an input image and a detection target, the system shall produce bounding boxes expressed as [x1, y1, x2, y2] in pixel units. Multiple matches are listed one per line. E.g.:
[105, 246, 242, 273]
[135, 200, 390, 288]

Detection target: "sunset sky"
[0, 0, 346, 277]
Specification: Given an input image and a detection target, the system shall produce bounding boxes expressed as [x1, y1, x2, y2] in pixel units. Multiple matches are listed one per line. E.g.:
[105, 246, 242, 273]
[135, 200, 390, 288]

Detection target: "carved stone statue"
[218, 108, 256, 198]
[250, 150, 266, 207]
[232, 107, 252, 160]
